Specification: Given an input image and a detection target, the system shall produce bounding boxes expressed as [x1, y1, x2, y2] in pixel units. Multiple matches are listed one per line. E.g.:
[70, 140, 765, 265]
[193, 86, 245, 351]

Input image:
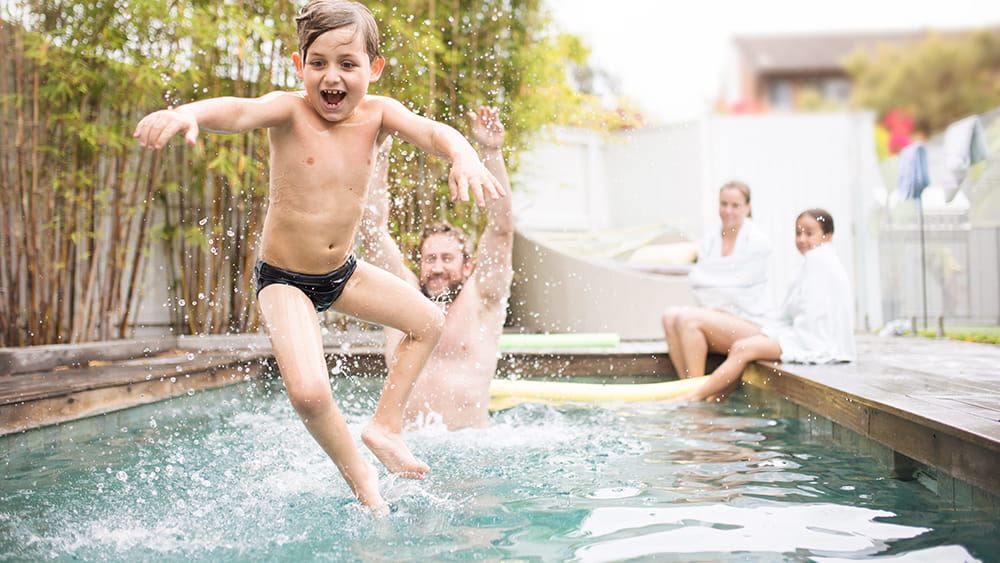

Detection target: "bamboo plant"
[1, 0, 615, 346]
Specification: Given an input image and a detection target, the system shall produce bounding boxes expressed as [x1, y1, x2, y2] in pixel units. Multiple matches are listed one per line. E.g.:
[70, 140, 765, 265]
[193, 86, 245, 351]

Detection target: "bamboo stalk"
[22, 47, 41, 343]
[162, 151, 181, 332]
[12, 30, 29, 345]
[75, 146, 102, 342]
[120, 150, 158, 338]
[0, 24, 14, 345]
[450, 0, 459, 111]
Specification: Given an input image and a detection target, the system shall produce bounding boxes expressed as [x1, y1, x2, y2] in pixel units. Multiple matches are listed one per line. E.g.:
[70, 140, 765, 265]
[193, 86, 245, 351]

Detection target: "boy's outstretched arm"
[134, 92, 295, 149]
[378, 96, 506, 208]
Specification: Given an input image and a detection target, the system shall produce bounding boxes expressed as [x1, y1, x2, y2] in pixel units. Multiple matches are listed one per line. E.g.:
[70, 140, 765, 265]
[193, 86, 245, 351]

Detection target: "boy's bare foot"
[346, 460, 390, 519]
[361, 423, 429, 479]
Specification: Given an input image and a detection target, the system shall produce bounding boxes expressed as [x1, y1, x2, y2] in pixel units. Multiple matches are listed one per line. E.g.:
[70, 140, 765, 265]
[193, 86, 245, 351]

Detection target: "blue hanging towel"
[897, 141, 929, 200]
[941, 115, 989, 203]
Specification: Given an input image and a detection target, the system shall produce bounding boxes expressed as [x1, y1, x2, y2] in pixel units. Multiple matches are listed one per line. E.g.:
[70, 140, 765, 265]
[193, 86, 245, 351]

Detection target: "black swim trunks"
[254, 255, 358, 312]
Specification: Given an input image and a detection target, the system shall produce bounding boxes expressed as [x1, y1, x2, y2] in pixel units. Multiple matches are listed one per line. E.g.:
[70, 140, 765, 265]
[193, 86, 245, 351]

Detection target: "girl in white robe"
[662, 181, 772, 379]
[761, 241, 856, 364]
[682, 208, 856, 402]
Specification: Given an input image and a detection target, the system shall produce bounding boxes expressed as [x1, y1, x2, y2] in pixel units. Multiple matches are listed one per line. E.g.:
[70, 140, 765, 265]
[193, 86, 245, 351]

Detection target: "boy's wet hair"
[295, 0, 381, 61]
[799, 208, 835, 235]
[420, 221, 472, 261]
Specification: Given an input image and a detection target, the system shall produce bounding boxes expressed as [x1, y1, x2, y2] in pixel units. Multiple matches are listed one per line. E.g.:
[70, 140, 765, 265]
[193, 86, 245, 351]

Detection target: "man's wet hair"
[420, 221, 472, 261]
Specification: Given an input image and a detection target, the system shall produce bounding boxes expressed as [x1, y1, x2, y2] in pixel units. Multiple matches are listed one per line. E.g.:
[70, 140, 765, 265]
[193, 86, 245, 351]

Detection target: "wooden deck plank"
[742, 334, 1000, 497]
[0, 351, 270, 406]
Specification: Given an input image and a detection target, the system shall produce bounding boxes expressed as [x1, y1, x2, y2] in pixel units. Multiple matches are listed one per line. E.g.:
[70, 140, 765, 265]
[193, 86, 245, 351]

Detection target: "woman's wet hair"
[719, 180, 751, 217]
[798, 208, 835, 235]
[295, 0, 381, 61]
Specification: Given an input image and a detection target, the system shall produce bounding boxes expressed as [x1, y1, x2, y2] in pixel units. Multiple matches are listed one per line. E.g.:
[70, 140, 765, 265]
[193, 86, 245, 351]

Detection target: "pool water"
[1, 376, 996, 562]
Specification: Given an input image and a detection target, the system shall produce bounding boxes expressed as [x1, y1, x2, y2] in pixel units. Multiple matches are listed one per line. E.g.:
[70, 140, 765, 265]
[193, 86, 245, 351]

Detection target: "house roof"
[733, 30, 932, 75]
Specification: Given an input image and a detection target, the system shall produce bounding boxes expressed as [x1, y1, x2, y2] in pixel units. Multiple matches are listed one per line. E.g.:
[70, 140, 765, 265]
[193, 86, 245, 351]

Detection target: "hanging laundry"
[941, 115, 989, 203]
[897, 141, 929, 200]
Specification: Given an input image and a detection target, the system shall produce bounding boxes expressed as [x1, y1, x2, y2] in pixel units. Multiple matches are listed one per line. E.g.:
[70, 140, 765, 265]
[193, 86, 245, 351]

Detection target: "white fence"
[874, 106, 1000, 327]
[128, 109, 999, 337]
[514, 112, 886, 331]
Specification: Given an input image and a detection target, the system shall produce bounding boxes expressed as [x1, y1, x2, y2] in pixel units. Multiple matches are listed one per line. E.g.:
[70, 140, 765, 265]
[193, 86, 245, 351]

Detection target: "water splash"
[0, 380, 994, 561]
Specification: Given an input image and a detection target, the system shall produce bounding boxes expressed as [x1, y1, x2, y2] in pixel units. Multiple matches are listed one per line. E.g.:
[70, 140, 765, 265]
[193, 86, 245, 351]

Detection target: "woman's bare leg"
[690, 334, 782, 402]
[258, 284, 387, 516]
[333, 263, 444, 478]
[662, 306, 696, 377]
[676, 308, 761, 380]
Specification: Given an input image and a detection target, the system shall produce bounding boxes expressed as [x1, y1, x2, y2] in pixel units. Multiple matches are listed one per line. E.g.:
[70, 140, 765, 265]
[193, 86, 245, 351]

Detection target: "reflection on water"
[573, 504, 927, 561]
[0, 376, 995, 562]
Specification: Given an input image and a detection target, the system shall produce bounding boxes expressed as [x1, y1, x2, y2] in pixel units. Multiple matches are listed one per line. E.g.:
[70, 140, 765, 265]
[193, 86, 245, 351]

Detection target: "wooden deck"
[743, 334, 1000, 502]
[1, 331, 997, 505]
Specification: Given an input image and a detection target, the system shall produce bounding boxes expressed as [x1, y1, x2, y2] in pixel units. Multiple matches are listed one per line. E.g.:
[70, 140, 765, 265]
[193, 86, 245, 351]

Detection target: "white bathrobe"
[762, 243, 856, 364]
[688, 218, 772, 326]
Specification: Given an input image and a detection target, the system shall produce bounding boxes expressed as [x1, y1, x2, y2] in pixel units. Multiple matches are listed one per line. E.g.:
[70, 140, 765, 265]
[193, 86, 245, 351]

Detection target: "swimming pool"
[1, 376, 996, 561]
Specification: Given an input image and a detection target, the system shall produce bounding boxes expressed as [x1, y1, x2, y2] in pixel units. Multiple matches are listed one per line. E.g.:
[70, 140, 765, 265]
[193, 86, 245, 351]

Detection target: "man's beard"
[421, 278, 464, 303]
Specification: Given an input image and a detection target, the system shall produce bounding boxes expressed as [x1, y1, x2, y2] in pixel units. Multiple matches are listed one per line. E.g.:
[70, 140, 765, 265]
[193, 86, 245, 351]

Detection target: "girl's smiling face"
[795, 213, 831, 254]
[293, 25, 384, 122]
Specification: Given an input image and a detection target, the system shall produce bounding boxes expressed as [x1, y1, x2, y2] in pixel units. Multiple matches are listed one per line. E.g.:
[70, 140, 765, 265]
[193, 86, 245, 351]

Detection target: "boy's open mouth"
[321, 89, 346, 109]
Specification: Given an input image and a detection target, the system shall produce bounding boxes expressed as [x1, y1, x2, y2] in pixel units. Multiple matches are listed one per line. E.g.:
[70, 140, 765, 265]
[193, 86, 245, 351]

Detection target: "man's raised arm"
[469, 107, 514, 303]
[359, 137, 418, 286]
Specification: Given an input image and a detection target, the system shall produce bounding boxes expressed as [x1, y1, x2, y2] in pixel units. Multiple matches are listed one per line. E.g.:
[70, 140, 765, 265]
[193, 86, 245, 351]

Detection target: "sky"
[546, 0, 1000, 123]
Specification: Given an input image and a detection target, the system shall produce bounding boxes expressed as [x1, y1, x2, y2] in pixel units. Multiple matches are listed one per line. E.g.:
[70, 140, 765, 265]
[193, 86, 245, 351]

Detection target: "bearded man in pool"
[360, 106, 514, 430]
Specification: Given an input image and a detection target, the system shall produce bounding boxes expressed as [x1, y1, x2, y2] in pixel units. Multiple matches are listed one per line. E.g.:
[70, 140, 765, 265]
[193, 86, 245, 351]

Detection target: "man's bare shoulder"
[454, 277, 509, 315]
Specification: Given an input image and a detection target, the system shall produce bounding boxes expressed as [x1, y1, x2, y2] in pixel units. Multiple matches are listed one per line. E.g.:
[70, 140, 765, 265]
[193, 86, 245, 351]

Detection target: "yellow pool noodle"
[498, 333, 621, 349]
[489, 376, 709, 411]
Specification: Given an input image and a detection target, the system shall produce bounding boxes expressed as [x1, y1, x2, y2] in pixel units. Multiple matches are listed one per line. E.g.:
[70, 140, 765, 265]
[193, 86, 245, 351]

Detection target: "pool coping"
[1, 331, 997, 504]
[743, 362, 1000, 504]
[0, 333, 675, 435]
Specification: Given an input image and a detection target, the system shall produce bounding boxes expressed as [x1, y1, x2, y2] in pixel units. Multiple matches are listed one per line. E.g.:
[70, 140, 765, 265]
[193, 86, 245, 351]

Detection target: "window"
[767, 79, 794, 110]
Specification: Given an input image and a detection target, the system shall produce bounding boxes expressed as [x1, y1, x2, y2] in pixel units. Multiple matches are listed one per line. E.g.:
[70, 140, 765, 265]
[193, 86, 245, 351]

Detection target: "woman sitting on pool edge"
[662, 180, 772, 380]
[681, 208, 857, 403]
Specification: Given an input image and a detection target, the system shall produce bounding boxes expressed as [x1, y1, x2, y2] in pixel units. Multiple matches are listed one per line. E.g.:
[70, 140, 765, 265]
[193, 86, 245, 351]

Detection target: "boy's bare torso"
[261, 92, 384, 274]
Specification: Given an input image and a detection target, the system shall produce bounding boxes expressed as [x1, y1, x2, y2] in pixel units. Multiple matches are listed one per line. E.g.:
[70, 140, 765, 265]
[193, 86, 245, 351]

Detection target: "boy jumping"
[133, 0, 505, 515]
